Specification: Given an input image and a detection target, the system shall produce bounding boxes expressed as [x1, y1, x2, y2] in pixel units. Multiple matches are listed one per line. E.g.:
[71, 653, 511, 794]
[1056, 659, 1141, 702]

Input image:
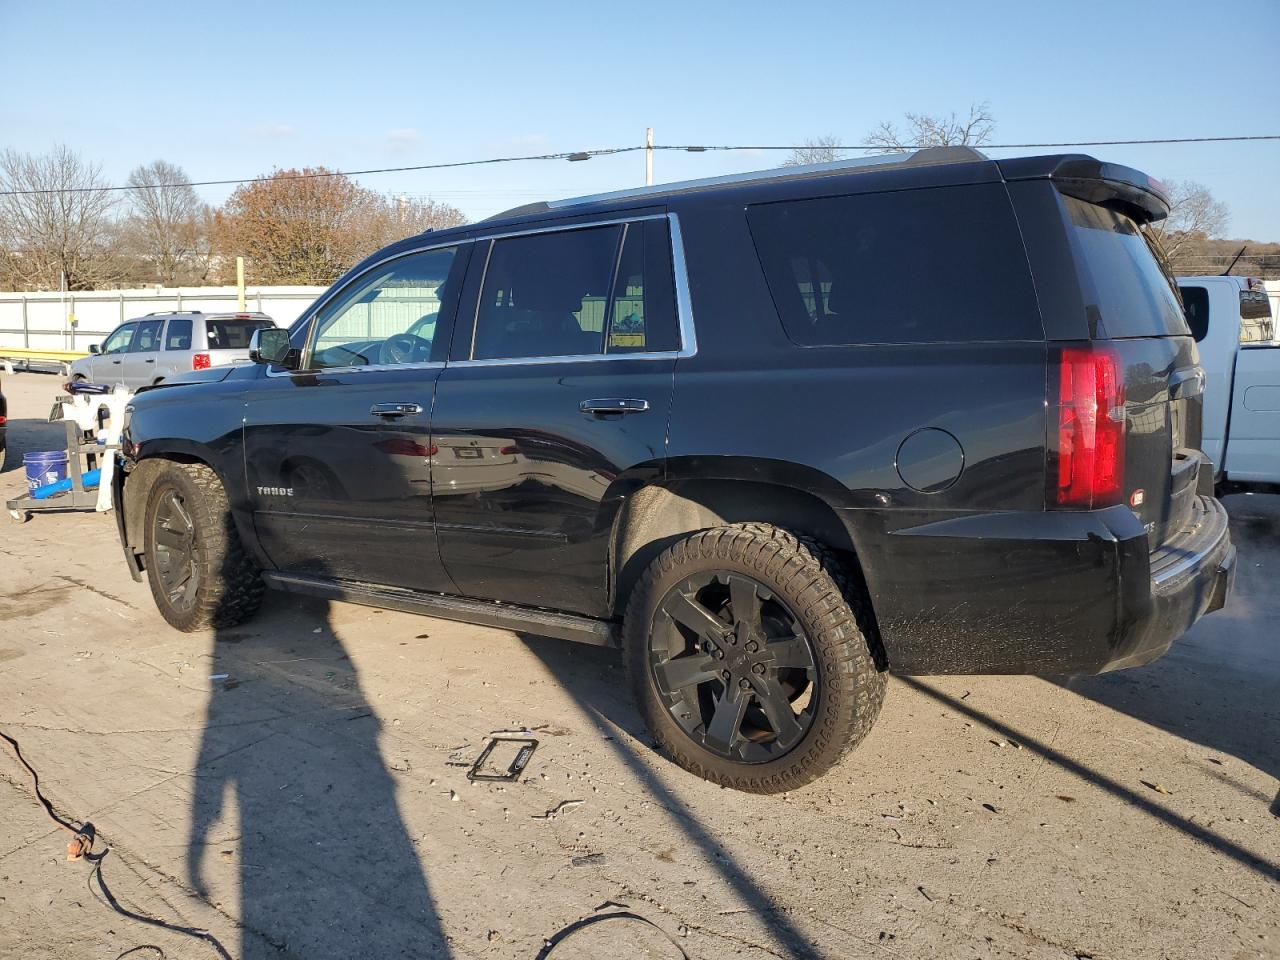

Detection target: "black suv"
[114, 147, 1235, 792]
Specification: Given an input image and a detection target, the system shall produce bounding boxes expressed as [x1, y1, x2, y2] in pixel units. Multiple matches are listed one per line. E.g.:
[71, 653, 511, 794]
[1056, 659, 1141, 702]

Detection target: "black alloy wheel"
[649, 571, 818, 763]
[153, 487, 200, 614]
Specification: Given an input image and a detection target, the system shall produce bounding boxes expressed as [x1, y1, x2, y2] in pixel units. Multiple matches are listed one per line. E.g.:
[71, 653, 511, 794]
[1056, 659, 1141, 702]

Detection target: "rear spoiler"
[997, 154, 1171, 223]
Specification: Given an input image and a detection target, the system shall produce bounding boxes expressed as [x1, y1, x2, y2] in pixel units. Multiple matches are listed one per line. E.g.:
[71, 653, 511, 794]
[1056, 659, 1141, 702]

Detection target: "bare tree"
[0, 145, 118, 290]
[782, 135, 848, 167]
[1148, 180, 1231, 259]
[122, 160, 206, 285]
[375, 195, 467, 244]
[864, 102, 996, 153]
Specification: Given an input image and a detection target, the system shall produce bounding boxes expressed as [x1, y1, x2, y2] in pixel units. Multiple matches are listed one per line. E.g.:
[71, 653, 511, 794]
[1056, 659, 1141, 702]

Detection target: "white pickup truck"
[1177, 275, 1279, 488]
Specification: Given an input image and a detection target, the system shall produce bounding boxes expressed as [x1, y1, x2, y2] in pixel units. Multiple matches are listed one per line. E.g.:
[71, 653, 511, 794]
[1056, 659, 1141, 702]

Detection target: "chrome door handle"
[580, 398, 650, 416]
[370, 402, 423, 419]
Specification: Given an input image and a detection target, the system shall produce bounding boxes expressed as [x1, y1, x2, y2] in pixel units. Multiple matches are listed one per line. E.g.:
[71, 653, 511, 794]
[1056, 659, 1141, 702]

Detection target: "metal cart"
[6, 396, 118, 521]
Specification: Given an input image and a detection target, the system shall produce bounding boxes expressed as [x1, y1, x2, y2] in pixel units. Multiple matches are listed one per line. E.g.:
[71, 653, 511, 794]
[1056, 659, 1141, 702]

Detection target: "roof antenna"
[1220, 244, 1248, 276]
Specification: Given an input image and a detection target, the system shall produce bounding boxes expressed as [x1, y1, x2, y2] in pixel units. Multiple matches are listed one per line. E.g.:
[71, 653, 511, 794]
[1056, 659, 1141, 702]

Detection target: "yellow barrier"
[0, 347, 88, 362]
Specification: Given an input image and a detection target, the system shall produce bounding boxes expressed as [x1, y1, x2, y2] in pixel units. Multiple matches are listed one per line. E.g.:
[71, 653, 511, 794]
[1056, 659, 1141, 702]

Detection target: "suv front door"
[123, 318, 164, 386]
[431, 215, 685, 617]
[93, 322, 138, 385]
[242, 242, 470, 591]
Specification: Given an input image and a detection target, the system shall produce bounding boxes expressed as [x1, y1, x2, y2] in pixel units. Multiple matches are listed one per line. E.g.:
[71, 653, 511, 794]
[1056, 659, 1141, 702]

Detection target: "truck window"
[747, 183, 1042, 345]
[1061, 195, 1189, 339]
[1239, 289, 1274, 344]
[1180, 285, 1209, 342]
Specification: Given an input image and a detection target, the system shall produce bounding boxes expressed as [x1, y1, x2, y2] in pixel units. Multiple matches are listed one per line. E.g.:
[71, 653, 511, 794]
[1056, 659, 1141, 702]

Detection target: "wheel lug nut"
[745, 640, 758, 653]
[738, 678, 751, 690]
[752, 663, 766, 676]
[714, 649, 724, 660]
[722, 670, 731, 682]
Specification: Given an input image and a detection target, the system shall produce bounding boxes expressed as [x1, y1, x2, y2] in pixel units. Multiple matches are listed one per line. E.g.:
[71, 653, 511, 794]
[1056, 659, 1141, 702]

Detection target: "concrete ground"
[0, 370, 1276, 960]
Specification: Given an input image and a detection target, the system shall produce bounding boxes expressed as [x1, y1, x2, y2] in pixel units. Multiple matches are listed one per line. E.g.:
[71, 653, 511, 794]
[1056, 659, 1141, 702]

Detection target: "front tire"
[624, 523, 886, 793]
[142, 461, 264, 631]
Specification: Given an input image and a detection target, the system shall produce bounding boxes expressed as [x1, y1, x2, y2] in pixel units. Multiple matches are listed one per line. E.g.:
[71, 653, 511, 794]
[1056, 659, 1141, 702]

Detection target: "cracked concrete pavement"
[0, 370, 1277, 960]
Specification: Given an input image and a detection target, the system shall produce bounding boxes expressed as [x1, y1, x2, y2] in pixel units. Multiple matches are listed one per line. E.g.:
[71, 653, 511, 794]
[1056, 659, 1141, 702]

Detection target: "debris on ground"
[532, 799, 584, 820]
[1140, 780, 1173, 796]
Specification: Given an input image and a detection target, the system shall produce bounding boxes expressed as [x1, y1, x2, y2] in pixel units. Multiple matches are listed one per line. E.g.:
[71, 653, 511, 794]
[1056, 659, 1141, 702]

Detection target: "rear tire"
[623, 523, 886, 793]
[142, 461, 264, 631]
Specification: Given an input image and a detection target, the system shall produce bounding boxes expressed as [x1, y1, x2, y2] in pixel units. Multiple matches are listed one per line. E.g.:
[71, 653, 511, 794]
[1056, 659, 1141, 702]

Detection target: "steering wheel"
[378, 333, 432, 365]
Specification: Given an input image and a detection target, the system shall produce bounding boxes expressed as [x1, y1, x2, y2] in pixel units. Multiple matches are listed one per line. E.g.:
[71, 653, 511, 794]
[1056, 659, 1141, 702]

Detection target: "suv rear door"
[431, 215, 683, 617]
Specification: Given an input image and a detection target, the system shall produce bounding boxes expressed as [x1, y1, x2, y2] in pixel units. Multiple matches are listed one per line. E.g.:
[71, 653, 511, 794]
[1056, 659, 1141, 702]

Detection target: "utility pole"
[236, 257, 246, 311]
[645, 127, 654, 186]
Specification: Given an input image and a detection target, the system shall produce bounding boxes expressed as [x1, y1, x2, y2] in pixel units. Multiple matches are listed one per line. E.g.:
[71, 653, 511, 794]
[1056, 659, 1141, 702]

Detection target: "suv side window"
[1180, 285, 1209, 342]
[308, 246, 461, 369]
[472, 225, 622, 360]
[607, 220, 679, 354]
[164, 317, 193, 350]
[131, 319, 164, 352]
[101, 323, 137, 354]
[748, 183, 1043, 345]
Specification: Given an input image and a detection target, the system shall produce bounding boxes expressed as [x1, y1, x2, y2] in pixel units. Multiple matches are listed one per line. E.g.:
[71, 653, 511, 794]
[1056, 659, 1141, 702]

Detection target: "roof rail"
[542, 146, 989, 211]
[145, 310, 202, 316]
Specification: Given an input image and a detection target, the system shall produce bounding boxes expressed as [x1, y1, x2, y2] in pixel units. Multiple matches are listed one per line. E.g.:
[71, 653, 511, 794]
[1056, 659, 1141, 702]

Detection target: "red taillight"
[1055, 346, 1125, 508]
[498, 445, 519, 456]
[192, 353, 211, 370]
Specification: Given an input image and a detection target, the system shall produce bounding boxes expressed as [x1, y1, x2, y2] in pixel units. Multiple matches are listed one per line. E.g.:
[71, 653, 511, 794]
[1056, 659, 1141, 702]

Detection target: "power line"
[1, 134, 1277, 197]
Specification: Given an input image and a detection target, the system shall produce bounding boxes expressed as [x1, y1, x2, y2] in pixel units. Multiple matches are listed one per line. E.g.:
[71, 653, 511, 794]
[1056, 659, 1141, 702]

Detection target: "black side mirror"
[89, 343, 101, 354]
[249, 328, 297, 368]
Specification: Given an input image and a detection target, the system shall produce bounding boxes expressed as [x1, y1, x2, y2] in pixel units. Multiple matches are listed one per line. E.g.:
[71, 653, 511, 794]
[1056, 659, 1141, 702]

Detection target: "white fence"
[0, 285, 328, 353]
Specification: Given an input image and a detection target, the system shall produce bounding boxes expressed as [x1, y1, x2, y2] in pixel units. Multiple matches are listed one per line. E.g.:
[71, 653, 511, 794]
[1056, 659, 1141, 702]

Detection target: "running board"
[262, 572, 620, 648]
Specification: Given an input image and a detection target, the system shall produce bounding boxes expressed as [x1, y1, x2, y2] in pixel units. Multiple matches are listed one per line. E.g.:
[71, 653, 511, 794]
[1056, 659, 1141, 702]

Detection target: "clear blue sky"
[3, 0, 1278, 238]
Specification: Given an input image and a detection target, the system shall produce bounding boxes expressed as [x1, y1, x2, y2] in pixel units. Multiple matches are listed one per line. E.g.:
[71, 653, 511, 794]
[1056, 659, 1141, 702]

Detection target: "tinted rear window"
[748, 183, 1042, 345]
[206, 318, 273, 349]
[1180, 285, 1209, 342]
[1062, 195, 1189, 339]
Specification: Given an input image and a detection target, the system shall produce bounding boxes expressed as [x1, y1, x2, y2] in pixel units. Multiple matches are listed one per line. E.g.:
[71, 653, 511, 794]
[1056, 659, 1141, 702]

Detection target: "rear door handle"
[580, 398, 650, 416]
[370, 401, 423, 419]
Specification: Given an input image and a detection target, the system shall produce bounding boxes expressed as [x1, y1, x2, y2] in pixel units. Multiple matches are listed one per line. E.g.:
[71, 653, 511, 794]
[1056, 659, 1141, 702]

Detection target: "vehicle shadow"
[900, 676, 1278, 882]
[187, 583, 451, 958]
[1052, 492, 1280, 792]
[518, 633, 826, 960]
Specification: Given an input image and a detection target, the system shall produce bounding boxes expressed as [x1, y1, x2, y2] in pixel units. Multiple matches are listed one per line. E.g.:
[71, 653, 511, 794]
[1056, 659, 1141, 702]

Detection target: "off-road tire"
[142, 461, 264, 632]
[624, 522, 886, 793]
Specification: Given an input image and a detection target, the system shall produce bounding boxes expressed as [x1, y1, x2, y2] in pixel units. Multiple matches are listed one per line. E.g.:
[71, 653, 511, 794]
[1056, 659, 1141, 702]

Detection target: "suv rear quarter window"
[748, 183, 1043, 345]
[164, 317, 193, 350]
[1061, 195, 1189, 339]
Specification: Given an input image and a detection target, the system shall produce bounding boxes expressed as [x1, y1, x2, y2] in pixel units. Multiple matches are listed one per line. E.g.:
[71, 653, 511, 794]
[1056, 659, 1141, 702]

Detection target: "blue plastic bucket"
[24, 450, 69, 493]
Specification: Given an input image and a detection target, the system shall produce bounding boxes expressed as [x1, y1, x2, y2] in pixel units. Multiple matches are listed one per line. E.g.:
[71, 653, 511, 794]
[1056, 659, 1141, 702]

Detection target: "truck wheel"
[624, 523, 886, 793]
[142, 461, 264, 632]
